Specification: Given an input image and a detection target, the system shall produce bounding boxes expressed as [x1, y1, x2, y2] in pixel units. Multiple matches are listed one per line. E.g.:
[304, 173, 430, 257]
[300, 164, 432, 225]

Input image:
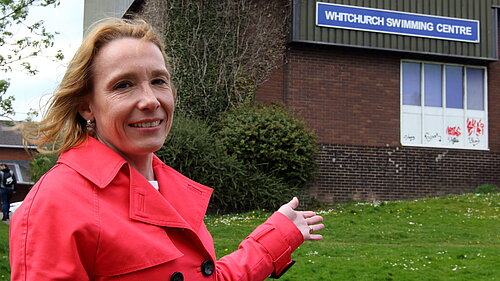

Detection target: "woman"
[10, 18, 324, 281]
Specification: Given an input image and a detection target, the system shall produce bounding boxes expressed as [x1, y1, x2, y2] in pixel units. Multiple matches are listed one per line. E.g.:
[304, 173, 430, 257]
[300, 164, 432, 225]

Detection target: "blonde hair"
[22, 18, 173, 154]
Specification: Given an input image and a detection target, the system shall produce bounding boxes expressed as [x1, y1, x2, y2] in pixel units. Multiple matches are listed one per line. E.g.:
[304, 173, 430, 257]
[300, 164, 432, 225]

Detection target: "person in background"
[0, 163, 16, 221]
[10, 18, 324, 281]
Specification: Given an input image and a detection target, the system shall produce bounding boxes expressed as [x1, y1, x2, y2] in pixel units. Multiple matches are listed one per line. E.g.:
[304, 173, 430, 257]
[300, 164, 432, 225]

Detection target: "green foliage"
[0, 79, 9, 94]
[0, 0, 63, 119]
[24, 107, 38, 121]
[474, 184, 498, 194]
[0, 223, 9, 279]
[0, 81, 13, 116]
[156, 113, 295, 213]
[161, 0, 290, 120]
[216, 103, 317, 189]
[164, 0, 249, 119]
[30, 152, 58, 182]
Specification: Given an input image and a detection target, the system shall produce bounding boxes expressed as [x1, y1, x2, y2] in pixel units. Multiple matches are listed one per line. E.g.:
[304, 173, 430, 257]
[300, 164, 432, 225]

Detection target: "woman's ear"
[78, 99, 94, 121]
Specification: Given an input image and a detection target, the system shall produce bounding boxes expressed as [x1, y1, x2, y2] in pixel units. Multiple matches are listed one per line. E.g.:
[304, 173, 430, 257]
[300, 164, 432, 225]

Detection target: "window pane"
[402, 62, 421, 106]
[424, 64, 442, 107]
[446, 66, 464, 109]
[467, 68, 484, 110]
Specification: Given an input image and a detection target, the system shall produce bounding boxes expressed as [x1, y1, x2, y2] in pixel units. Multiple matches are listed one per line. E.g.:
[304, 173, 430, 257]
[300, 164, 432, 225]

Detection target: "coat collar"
[129, 156, 213, 232]
[58, 136, 213, 232]
[58, 137, 127, 188]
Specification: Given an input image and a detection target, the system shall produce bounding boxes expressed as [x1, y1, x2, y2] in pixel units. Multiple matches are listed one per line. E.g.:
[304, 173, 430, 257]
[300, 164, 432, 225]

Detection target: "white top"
[149, 180, 159, 191]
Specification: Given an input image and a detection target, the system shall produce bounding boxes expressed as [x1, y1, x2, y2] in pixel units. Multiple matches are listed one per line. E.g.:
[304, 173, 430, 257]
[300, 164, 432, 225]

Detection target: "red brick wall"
[0, 148, 32, 161]
[284, 46, 401, 146]
[313, 144, 500, 203]
[486, 15, 500, 152]
[256, 65, 285, 104]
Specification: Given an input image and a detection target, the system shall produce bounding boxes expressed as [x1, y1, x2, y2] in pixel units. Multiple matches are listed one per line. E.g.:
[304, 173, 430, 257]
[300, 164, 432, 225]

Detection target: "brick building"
[0, 121, 35, 202]
[257, 0, 500, 202]
[85, 0, 500, 203]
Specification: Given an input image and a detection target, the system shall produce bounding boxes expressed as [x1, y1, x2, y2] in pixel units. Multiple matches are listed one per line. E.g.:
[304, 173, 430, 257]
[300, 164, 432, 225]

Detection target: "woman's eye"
[152, 79, 168, 86]
[114, 81, 132, 90]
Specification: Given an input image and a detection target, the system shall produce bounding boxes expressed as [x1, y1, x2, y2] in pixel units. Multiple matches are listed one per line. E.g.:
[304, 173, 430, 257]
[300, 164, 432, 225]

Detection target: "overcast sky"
[4, 0, 84, 120]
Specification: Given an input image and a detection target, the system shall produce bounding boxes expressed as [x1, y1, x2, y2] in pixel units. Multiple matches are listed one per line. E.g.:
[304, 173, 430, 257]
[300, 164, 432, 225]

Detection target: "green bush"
[157, 113, 295, 213]
[474, 184, 498, 194]
[215, 103, 318, 189]
[30, 152, 58, 182]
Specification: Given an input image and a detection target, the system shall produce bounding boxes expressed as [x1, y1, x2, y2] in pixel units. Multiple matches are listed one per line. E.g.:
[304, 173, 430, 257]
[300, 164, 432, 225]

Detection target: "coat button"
[201, 260, 215, 276]
[170, 272, 184, 281]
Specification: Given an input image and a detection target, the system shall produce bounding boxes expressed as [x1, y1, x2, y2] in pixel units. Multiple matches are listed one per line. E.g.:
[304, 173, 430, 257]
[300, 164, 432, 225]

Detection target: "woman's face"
[81, 37, 174, 161]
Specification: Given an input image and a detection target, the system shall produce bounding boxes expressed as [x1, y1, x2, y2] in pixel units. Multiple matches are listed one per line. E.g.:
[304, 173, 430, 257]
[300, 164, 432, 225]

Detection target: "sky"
[4, 0, 84, 121]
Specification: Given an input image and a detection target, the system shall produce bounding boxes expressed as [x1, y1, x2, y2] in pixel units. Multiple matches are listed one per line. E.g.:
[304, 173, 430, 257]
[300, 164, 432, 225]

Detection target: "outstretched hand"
[277, 197, 324, 241]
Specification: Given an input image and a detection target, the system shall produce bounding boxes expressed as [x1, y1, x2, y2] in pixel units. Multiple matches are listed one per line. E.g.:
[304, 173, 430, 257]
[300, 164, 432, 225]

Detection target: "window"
[401, 61, 488, 149]
[467, 68, 485, 110]
[445, 66, 464, 109]
[402, 62, 421, 106]
[424, 64, 442, 107]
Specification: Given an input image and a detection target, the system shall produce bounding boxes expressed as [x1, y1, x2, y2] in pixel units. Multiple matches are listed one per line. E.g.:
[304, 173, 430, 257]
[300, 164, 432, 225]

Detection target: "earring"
[86, 119, 95, 130]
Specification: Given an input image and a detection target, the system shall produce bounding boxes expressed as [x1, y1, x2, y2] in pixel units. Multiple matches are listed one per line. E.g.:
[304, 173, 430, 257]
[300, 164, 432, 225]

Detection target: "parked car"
[10, 201, 23, 215]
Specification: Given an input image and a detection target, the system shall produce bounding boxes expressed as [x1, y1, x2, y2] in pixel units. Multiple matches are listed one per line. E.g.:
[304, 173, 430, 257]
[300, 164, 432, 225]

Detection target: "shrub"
[30, 152, 58, 182]
[156, 113, 296, 213]
[161, 0, 290, 120]
[474, 184, 498, 194]
[215, 103, 318, 189]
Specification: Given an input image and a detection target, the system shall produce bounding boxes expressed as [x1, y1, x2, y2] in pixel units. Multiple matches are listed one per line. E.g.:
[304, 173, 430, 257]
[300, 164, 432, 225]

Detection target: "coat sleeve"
[215, 212, 303, 281]
[9, 167, 99, 281]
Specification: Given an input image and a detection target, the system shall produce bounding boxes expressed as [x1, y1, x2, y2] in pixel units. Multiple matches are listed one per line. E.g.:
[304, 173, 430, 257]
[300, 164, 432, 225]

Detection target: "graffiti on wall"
[402, 112, 487, 148]
[424, 132, 442, 142]
[465, 119, 485, 147]
[468, 137, 480, 146]
[446, 126, 462, 137]
[445, 126, 461, 145]
[467, 118, 485, 137]
[403, 134, 416, 142]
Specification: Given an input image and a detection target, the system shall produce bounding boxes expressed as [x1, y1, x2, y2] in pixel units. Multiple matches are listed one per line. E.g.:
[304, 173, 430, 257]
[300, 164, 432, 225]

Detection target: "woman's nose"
[138, 84, 160, 111]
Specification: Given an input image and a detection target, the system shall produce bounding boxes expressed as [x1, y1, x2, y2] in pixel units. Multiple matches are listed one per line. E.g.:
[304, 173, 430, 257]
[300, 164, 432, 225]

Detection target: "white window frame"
[400, 60, 488, 150]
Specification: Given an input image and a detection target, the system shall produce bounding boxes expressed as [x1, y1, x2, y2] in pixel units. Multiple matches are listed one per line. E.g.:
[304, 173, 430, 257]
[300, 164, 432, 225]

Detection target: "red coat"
[10, 137, 303, 281]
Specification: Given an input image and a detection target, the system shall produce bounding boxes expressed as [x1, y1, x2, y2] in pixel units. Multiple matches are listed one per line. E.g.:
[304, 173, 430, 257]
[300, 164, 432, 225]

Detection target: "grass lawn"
[0, 192, 498, 280]
[206, 192, 499, 280]
[0, 222, 8, 280]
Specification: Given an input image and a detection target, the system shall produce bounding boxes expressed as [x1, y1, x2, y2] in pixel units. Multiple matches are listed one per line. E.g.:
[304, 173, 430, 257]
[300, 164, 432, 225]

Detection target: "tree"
[139, 0, 291, 120]
[0, 0, 63, 120]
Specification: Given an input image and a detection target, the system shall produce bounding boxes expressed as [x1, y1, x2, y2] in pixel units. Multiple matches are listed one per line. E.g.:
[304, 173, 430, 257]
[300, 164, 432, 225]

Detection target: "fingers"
[300, 211, 318, 219]
[277, 197, 299, 220]
[278, 198, 326, 242]
[308, 223, 325, 233]
[287, 197, 299, 210]
[305, 223, 325, 241]
[306, 215, 324, 225]
[308, 234, 323, 241]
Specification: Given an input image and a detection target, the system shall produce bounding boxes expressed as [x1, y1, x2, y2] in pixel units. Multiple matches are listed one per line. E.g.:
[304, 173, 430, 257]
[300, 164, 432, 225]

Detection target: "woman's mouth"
[129, 120, 162, 128]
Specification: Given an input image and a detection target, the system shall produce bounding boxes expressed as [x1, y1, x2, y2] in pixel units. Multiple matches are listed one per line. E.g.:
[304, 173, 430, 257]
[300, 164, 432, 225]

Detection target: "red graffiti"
[467, 118, 485, 136]
[447, 126, 462, 137]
